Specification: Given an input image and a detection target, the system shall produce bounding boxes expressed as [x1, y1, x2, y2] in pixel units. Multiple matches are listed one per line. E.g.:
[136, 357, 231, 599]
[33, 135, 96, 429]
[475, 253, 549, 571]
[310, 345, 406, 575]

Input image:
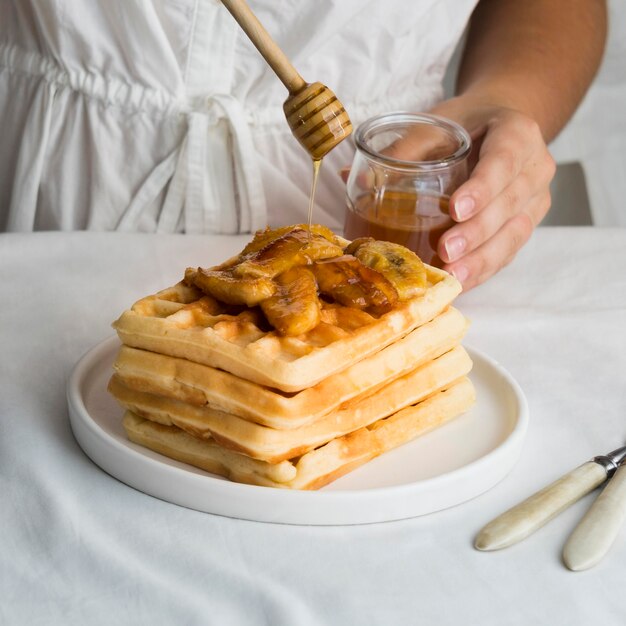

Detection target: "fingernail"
[450, 265, 469, 284]
[444, 236, 466, 262]
[454, 196, 474, 220]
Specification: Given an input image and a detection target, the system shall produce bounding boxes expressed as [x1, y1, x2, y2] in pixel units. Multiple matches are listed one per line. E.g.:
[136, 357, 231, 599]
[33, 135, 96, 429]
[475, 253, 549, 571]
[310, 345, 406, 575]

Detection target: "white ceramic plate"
[68, 337, 528, 525]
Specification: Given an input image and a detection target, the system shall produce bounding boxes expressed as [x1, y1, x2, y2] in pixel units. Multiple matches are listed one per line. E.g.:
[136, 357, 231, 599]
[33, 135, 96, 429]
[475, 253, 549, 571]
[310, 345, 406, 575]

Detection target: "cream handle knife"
[562, 463, 626, 571]
[475, 445, 626, 551]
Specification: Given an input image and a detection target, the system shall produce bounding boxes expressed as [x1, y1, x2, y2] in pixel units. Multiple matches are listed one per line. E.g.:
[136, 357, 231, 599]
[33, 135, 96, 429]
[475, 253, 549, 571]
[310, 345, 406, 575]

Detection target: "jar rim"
[354, 112, 472, 171]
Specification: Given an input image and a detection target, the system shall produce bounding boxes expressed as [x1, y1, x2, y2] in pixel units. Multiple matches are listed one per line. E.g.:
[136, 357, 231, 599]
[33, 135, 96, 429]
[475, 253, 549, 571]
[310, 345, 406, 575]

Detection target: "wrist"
[436, 84, 553, 142]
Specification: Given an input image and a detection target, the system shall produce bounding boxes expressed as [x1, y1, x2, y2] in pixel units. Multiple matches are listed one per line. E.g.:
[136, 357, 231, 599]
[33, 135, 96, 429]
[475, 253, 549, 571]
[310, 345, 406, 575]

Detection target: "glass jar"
[343, 112, 471, 267]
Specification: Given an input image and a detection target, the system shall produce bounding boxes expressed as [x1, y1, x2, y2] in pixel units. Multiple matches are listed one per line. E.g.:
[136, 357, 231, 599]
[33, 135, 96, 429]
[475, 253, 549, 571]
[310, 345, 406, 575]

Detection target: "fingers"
[438, 109, 556, 290]
[448, 114, 543, 221]
[443, 191, 552, 290]
[444, 212, 535, 290]
[439, 166, 553, 264]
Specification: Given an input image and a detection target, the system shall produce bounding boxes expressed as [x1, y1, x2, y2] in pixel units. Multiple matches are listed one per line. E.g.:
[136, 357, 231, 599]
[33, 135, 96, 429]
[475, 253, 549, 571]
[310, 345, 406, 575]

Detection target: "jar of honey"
[343, 112, 471, 267]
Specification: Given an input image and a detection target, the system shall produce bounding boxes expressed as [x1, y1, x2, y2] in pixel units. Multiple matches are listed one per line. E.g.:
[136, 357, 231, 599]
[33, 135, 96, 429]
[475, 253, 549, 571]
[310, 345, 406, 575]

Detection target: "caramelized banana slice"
[313, 255, 398, 315]
[345, 238, 427, 300]
[343, 237, 373, 255]
[234, 229, 343, 278]
[260, 267, 321, 336]
[186, 267, 276, 306]
[241, 224, 342, 257]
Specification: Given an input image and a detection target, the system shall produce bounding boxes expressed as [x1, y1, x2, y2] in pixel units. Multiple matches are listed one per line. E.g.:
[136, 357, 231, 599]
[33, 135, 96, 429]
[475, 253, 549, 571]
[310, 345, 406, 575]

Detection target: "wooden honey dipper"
[221, 0, 353, 160]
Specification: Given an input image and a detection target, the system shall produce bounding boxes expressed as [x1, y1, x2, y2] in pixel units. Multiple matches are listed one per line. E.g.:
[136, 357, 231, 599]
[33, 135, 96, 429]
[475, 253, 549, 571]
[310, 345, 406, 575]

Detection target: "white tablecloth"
[2, 228, 626, 626]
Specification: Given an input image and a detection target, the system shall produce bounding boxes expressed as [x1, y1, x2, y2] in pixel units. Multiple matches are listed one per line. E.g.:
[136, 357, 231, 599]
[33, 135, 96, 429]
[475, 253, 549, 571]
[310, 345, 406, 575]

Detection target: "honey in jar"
[343, 113, 471, 267]
[344, 189, 453, 267]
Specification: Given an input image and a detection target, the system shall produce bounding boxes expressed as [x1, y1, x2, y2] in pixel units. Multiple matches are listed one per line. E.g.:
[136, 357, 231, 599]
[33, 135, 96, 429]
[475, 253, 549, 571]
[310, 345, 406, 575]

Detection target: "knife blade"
[562, 461, 626, 571]
[475, 445, 626, 551]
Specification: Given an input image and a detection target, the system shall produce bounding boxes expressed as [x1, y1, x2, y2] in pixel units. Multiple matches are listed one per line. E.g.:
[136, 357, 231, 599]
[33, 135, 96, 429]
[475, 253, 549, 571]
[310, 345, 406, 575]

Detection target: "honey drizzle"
[307, 158, 322, 231]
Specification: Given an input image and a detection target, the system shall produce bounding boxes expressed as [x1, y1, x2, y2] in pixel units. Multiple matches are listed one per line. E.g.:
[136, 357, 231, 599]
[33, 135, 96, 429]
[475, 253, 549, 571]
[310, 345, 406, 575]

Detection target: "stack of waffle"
[109, 227, 475, 490]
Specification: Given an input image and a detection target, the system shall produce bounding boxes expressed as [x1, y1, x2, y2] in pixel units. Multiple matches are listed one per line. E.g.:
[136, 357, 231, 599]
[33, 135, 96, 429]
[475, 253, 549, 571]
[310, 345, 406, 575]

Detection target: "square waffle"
[110, 225, 475, 490]
[111, 306, 468, 429]
[122, 377, 476, 490]
[110, 346, 472, 463]
[112, 265, 461, 392]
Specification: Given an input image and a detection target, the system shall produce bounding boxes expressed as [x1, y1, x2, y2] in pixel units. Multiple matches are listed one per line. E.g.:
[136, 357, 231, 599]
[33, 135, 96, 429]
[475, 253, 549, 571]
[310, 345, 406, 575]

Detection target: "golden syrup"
[307, 158, 322, 231]
[344, 189, 454, 267]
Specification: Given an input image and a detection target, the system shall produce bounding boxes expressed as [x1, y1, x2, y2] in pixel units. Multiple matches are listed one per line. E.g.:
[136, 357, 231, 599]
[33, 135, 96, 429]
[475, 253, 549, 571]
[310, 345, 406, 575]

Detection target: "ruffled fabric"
[0, 0, 477, 232]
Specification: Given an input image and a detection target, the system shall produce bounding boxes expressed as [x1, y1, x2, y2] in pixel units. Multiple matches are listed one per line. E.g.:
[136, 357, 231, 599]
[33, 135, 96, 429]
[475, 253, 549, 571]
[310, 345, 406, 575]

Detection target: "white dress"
[0, 0, 477, 233]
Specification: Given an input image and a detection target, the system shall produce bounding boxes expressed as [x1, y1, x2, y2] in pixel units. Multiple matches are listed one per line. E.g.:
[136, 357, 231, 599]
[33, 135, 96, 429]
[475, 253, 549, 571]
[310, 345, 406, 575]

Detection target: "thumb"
[377, 115, 464, 163]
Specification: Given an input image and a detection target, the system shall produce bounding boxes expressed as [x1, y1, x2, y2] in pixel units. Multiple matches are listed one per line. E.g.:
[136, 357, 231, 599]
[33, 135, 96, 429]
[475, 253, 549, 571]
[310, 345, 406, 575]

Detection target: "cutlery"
[562, 462, 626, 570]
[475, 445, 626, 552]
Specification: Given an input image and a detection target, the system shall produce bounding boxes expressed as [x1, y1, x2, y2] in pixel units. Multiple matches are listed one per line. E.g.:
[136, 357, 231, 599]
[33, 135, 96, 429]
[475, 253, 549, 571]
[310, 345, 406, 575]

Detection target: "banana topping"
[344, 238, 427, 300]
[186, 226, 429, 336]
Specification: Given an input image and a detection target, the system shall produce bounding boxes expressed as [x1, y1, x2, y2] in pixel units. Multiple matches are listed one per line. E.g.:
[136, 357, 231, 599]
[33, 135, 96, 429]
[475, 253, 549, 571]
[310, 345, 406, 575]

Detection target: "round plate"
[68, 337, 528, 525]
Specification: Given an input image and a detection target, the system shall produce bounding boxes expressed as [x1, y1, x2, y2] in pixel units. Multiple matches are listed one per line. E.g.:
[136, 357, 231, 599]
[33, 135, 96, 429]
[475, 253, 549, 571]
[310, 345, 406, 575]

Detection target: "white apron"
[0, 0, 477, 233]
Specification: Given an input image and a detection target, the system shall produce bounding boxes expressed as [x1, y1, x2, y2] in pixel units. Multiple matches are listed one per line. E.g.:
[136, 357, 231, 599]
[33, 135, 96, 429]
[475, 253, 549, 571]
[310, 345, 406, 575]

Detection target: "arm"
[457, 0, 607, 141]
[432, 0, 607, 289]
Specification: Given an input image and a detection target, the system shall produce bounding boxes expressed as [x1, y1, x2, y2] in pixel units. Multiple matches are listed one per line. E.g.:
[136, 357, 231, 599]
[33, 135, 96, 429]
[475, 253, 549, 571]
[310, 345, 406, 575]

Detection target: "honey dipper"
[221, 0, 353, 159]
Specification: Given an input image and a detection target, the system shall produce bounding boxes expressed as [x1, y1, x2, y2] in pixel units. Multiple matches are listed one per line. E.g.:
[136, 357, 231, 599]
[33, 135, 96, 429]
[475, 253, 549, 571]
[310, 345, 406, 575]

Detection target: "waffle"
[112, 265, 460, 392]
[110, 346, 472, 463]
[111, 225, 475, 490]
[123, 377, 476, 490]
[112, 306, 468, 429]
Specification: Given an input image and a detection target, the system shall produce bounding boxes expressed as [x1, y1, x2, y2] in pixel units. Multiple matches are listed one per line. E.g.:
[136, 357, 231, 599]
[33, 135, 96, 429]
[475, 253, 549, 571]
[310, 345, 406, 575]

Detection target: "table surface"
[2, 227, 626, 626]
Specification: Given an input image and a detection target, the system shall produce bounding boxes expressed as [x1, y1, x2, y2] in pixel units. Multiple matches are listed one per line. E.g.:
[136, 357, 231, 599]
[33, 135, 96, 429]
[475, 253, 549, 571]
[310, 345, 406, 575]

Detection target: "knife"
[562, 461, 626, 571]
[475, 445, 626, 551]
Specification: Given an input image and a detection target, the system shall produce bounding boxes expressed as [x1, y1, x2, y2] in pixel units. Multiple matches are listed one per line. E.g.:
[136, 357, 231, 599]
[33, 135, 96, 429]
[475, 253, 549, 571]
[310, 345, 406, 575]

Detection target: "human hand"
[341, 96, 556, 290]
[427, 94, 556, 290]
